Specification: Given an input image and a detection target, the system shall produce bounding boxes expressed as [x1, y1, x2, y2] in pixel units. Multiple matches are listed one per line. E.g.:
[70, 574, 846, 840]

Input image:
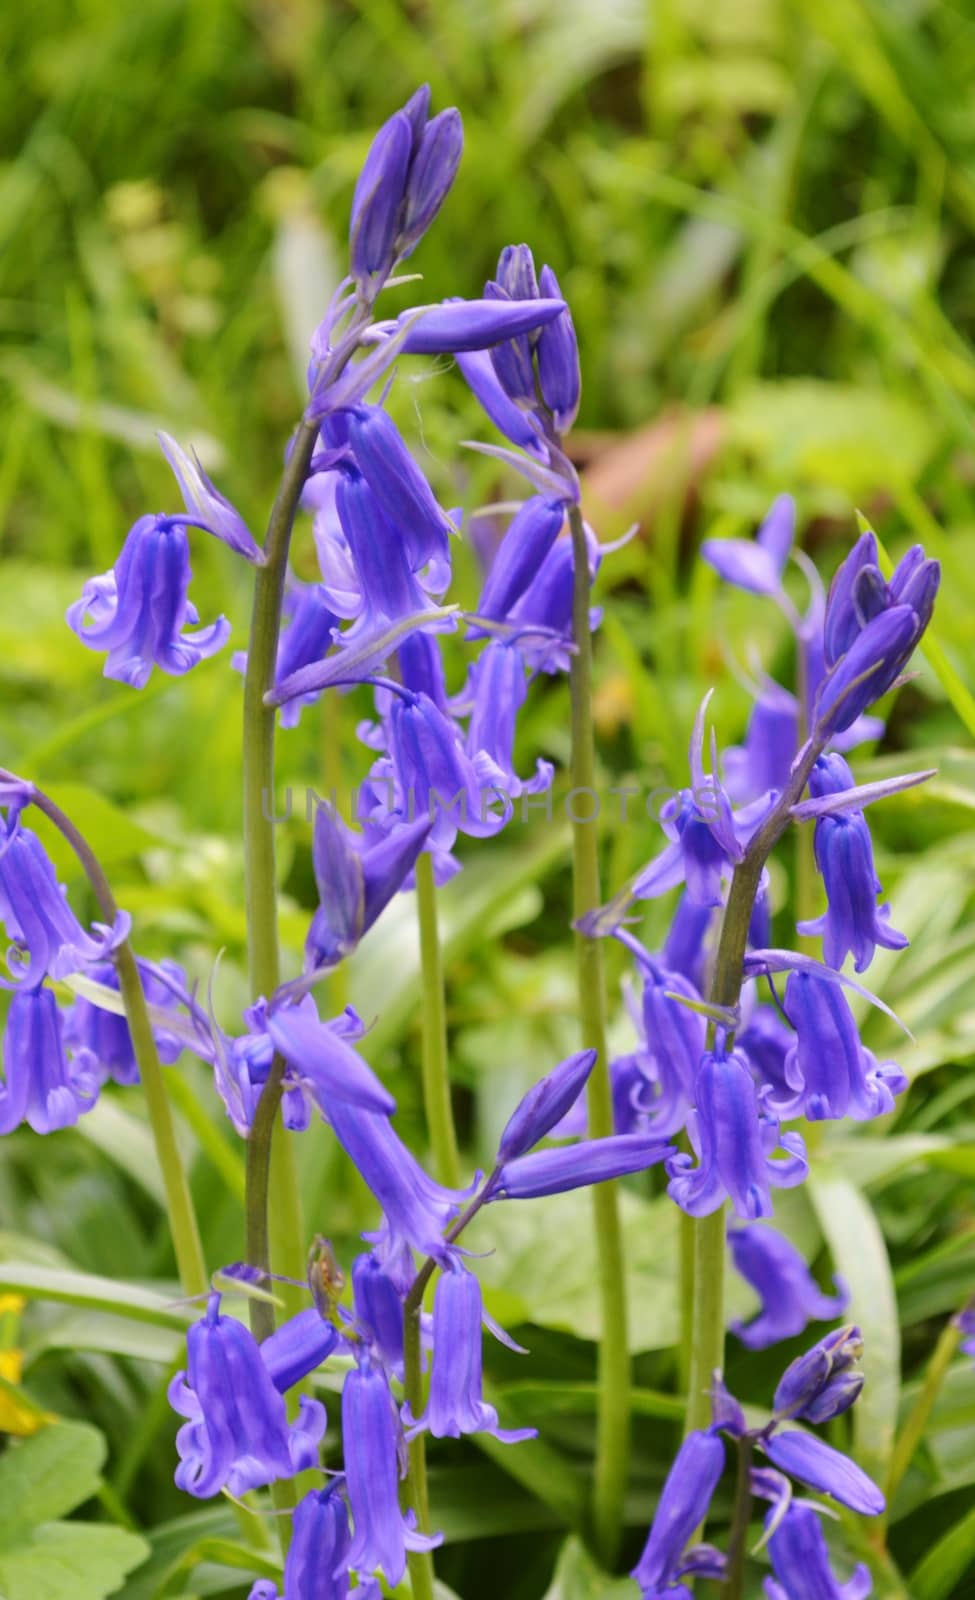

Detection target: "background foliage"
[1, 1, 974, 1596]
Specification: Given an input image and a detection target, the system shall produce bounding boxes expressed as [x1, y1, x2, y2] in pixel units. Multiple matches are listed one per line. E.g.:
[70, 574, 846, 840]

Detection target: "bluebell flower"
[345, 405, 453, 577]
[630, 1429, 727, 1600]
[168, 1294, 326, 1498]
[350, 87, 462, 293]
[496, 1049, 597, 1162]
[407, 1265, 535, 1443]
[729, 1223, 848, 1351]
[536, 264, 580, 432]
[263, 1484, 354, 1600]
[485, 282, 537, 408]
[489, 1132, 672, 1200]
[797, 756, 907, 973]
[631, 699, 748, 910]
[774, 971, 906, 1122]
[455, 349, 546, 453]
[326, 1100, 473, 1260]
[453, 641, 554, 800]
[0, 985, 101, 1135]
[233, 579, 341, 730]
[508, 516, 601, 673]
[701, 496, 795, 597]
[661, 892, 714, 991]
[759, 1429, 885, 1515]
[352, 1249, 412, 1376]
[723, 678, 798, 804]
[259, 1307, 340, 1395]
[64, 957, 186, 1085]
[471, 497, 566, 628]
[305, 803, 431, 973]
[343, 1357, 439, 1586]
[772, 1325, 864, 1424]
[666, 1045, 808, 1221]
[335, 468, 449, 634]
[379, 294, 568, 355]
[814, 533, 938, 735]
[251, 994, 395, 1116]
[212, 1002, 368, 1137]
[158, 434, 261, 562]
[370, 689, 514, 852]
[66, 514, 230, 687]
[629, 954, 706, 1137]
[763, 1502, 871, 1600]
[0, 818, 129, 989]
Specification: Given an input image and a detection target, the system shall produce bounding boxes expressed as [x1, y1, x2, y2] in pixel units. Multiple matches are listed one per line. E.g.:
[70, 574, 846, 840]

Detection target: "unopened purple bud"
[455, 349, 545, 453]
[400, 108, 463, 256]
[761, 1430, 885, 1515]
[631, 1430, 725, 1595]
[158, 434, 261, 562]
[390, 296, 567, 355]
[773, 1325, 864, 1423]
[485, 282, 537, 406]
[824, 531, 879, 665]
[260, 1307, 338, 1394]
[536, 265, 581, 432]
[497, 1050, 597, 1162]
[350, 110, 413, 290]
[346, 404, 453, 574]
[353, 1251, 408, 1374]
[815, 605, 919, 734]
[497, 244, 540, 304]
[490, 1132, 671, 1200]
[474, 496, 566, 624]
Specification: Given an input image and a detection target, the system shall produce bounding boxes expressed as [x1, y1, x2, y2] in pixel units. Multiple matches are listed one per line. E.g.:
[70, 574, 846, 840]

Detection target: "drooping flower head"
[0, 985, 101, 1135]
[0, 818, 129, 990]
[729, 1223, 848, 1351]
[342, 1356, 439, 1586]
[630, 1429, 727, 1600]
[66, 514, 230, 687]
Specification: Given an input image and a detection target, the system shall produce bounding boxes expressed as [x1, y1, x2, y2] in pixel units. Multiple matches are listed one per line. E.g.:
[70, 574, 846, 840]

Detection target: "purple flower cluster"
[575, 507, 936, 1233]
[632, 1326, 881, 1599]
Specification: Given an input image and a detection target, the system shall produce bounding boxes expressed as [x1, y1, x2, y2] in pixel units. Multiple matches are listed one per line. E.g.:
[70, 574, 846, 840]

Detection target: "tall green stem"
[240, 416, 320, 1331]
[567, 502, 629, 1567]
[402, 1303, 436, 1600]
[415, 850, 461, 1187]
[26, 787, 208, 1299]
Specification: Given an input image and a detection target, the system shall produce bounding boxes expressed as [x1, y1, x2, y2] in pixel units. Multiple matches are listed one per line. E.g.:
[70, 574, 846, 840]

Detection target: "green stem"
[415, 851, 461, 1187]
[402, 1302, 436, 1600]
[239, 418, 320, 1545]
[27, 787, 208, 1299]
[883, 1312, 964, 1523]
[567, 502, 629, 1567]
[725, 1436, 754, 1600]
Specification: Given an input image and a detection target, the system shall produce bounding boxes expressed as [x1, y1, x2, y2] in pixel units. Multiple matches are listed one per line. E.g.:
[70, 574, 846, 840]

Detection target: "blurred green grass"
[3, 2, 975, 1595]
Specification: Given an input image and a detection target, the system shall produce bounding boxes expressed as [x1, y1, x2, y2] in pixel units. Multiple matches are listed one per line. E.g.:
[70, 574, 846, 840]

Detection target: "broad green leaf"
[0, 1521, 149, 1600]
[0, 1422, 105, 1543]
[0, 1263, 189, 1330]
[809, 1174, 900, 1481]
[910, 1503, 975, 1600]
[541, 1536, 641, 1599]
[496, 1380, 685, 1423]
[475, 1386, 587, 1528]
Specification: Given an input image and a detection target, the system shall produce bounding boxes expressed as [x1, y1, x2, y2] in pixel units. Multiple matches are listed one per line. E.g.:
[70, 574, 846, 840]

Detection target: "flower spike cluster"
[631, 1326, 882, 1599]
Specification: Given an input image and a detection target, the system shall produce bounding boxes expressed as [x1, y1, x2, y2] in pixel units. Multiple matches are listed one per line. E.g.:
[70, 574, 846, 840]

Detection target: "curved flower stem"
[25, 787, 208, 1299]
[567, 502, 629, 1567]
[882, 1312, 964, 1525]
[415, 850, 461, 1188]
[684, 737, 825, 1440]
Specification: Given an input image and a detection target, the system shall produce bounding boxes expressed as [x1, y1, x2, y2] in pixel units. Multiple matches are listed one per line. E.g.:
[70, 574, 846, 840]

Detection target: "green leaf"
[809, 1173, 900, 1482]
[29, 783, 161, 878]
[0, 1521, 149, 1600]
[541, 1536, 640, 1599]
[0, 1262, 190, 1331]
[0, 1422, 105, 1542]
[910, 1503, 975, 1600]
